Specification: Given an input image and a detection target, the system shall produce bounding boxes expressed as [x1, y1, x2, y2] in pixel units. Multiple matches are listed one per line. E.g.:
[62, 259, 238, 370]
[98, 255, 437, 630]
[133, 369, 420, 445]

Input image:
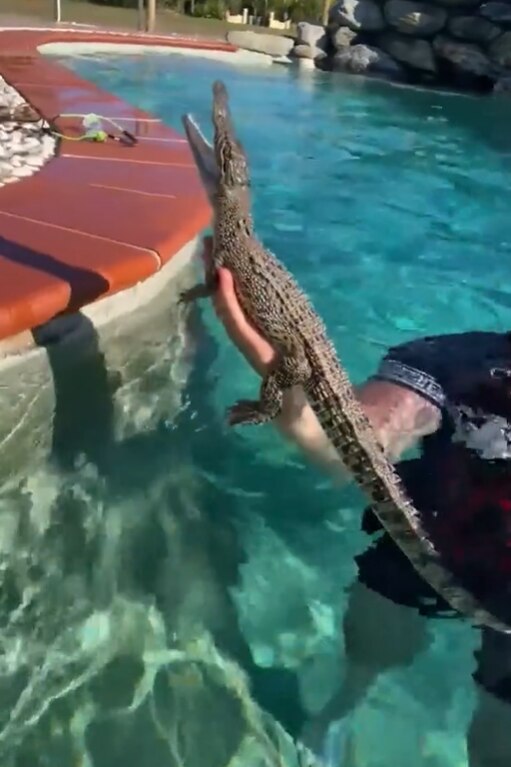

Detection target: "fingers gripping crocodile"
[180, 80, 511, 634]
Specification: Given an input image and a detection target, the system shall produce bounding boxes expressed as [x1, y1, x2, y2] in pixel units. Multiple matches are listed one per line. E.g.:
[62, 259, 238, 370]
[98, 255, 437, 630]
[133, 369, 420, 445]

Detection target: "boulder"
[332, 43, 405, 78]
[480, 2, 511, 23]
[332, 25, 360, 49]
[430, 0, 480, 6]
[384, 0, 447, 36]
[328, 0, 385, 32]
[295, 22, 329, 58]
[296, 21, 328, 48]
[448, 15, 500, 44]
[291, 43, 317, 59]
[489, 31, 511, 67]
[493, 75, 511, 92]
[379, 32, 437, 71]
[226, 30, 294, 57]
[433, 35, 493, 76]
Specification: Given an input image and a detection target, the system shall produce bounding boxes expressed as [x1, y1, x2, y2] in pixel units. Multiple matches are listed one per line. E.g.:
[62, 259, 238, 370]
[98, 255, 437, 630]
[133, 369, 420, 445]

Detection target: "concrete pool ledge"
[0, 236, 201, 368]
[0, 27, 243, 365]
[39, 40, 274, 67]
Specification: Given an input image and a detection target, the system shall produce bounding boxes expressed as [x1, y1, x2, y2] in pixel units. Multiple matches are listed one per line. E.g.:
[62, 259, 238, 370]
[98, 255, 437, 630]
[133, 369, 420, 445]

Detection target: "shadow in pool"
[0, 236, 116, 471]
[34, 313, 118, 473]
[0, 236, 111, 311]
[383, 82, 511, 156]
[318, 73, 511, 156]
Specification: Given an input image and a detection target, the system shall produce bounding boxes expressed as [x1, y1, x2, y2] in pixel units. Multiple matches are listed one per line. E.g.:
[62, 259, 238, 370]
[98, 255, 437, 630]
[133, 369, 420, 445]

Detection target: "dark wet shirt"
[369, 331, 511, 603]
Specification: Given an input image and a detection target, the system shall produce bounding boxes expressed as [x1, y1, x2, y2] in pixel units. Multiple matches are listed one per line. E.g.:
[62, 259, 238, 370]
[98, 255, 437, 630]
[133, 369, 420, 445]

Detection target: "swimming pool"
[4, 50, 511, 766]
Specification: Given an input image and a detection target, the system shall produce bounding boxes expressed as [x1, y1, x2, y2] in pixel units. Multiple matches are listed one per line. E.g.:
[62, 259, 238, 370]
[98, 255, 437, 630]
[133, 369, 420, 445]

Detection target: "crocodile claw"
[226, 400, 270, 426]
[178, 283, 211, 305]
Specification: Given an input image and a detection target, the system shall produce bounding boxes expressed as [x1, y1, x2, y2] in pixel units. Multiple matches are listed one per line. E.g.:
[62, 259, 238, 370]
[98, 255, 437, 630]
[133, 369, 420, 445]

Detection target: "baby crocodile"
[180, 79, 510, 634]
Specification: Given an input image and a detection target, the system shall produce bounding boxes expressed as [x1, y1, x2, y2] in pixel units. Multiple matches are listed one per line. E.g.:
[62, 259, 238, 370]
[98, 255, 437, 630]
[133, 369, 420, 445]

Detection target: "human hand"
[202, 235, 275, 377]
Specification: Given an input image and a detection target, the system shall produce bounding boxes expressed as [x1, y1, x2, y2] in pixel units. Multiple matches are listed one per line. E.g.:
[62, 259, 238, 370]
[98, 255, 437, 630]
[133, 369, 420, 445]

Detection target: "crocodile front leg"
[178, 281, 215, 304]
[178, 250, 221, 305]
[227, 348, 312, 426]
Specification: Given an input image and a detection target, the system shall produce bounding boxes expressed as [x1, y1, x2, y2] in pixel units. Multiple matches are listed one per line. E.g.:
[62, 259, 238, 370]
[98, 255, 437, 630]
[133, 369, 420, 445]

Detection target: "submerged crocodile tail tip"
[213, 79, 227, 98]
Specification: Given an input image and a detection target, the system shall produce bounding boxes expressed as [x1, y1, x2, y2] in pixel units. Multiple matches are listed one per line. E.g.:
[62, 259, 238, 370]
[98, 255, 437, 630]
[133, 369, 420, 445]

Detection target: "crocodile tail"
[364, 469, 511, 633]
[308, 384, 511, 633]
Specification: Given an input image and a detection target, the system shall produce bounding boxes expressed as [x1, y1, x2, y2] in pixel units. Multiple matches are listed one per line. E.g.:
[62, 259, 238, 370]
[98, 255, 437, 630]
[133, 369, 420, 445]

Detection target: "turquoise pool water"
[9, 51, 511, 766]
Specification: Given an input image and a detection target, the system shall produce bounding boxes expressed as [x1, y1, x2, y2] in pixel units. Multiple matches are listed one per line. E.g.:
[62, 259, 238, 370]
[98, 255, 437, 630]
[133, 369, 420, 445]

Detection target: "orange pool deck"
[0, 28, 237, 344]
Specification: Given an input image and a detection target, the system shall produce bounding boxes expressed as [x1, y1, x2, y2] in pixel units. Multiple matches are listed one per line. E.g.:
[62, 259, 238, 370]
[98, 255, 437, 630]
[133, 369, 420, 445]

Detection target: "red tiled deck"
[0, 28, 237, 341]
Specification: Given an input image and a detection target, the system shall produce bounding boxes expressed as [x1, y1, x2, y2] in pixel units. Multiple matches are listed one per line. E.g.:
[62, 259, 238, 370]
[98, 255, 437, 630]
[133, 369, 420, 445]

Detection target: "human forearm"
[274, 385, 348, 479]
[274, 379, 441, 481]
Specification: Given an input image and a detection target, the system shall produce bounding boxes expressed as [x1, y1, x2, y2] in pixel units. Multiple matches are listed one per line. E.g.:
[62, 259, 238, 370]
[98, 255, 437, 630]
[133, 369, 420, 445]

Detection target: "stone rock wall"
[287, 0, 511, 91]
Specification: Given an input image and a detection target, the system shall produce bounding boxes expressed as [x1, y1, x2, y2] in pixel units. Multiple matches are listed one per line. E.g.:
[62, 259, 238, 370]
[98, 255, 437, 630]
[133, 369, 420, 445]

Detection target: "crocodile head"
[181, 80, 249, 204]
[211, 80, 250, 190]
[181, 111, 219, 203]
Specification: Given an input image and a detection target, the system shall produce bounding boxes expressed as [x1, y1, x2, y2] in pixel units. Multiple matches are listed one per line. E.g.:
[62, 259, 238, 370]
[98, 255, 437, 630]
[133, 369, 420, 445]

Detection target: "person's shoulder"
[385, 331, 510, 376]
[377, 331, 510, 411]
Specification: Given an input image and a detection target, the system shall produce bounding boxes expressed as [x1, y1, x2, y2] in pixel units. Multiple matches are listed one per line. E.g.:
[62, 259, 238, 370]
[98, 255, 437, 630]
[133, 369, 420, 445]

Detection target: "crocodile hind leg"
[227, 349, 311, 426]
[227, 374, 283, 426]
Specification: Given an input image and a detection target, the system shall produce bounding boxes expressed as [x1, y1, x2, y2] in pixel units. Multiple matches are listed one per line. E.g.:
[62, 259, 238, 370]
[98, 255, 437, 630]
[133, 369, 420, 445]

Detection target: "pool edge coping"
[0, 27, 243, 355]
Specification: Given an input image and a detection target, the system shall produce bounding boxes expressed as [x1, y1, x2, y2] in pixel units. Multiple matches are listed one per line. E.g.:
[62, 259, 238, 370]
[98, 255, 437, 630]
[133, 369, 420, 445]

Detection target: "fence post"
[138, 0, 145, 30]
[53, 0, 61, 22]
[321, 0, 330, 25]
[147, 0, 156, 32]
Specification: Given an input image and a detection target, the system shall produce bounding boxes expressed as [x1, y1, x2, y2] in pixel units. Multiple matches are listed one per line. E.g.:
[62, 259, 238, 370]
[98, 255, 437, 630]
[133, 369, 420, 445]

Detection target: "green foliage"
[288, 0, 324, 22]
[86, 0, 326, 23]
[88, 0, 138, 7]
[191, 0, 226, 17]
